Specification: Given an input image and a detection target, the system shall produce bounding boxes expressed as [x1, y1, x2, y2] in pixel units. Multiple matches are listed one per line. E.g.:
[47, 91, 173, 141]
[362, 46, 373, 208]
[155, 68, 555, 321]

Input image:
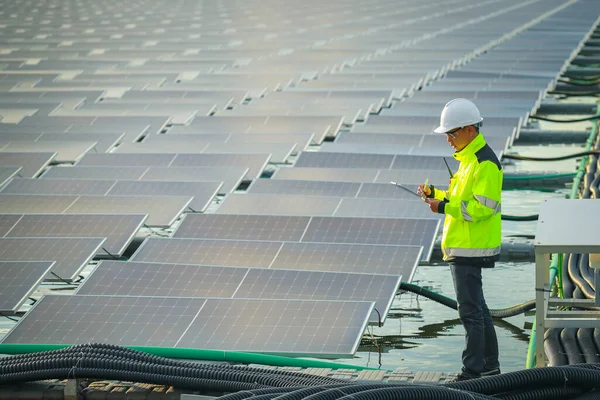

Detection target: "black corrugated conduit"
[561, 328, 587, 365]
[3, 344, 600, 399]
[398, 282, 536, 318]
[544, 328, 568, 367]
[577, 329, 600, 364]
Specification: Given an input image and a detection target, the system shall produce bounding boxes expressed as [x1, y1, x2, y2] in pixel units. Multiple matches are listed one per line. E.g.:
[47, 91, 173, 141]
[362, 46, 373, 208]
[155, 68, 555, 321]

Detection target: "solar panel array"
[1, 295, 373, 358]
[0, 0, 595, 359]
[76, 260, 400, 324]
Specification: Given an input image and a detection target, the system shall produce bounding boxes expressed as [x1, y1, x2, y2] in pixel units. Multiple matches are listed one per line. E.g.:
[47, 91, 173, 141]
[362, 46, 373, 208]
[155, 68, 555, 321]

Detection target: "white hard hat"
[433, 98, 483, 134]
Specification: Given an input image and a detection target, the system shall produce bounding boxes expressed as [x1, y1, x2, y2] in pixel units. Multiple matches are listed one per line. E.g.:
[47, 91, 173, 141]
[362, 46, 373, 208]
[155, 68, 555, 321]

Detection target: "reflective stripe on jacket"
[430, 133, 502, 266]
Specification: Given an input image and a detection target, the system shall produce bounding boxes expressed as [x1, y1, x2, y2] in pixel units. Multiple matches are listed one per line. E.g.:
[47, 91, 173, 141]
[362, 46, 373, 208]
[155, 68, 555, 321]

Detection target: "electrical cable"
[503, 150, 600, 161]
[501, 214, 538, 221]
[398, 282, 536, 318]
[101, 247, 120, 260]
[0, 312, 18, 322]
[528, 114, 600, 123]
[49, 271, 72, 285]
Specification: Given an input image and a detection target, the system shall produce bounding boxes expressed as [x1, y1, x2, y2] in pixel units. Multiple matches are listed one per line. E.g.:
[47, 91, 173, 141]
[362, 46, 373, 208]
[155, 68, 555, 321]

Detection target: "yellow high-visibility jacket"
[428, 133, 502, 266]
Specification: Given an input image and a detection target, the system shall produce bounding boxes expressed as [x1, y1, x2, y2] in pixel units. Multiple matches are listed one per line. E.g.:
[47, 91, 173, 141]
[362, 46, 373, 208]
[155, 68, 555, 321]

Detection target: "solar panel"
[77, 259, 399, 324]
[0, 238, 106, 281]
[294, 152, 394, 169]
[203, 143, 296, 164]
[0, 215, 22, 236]
[76, 261, 249, 298]
[249, 179, 361, 197]
[1, 295, 372, 357]
[65, 195, 192, 227]
[1, 178, 115, 196]
[274, 167, 379, 183]
[0, 261, 54, 314]
[107, 181, 221, 212]
[272, 242, 422, 279]
[357, 182, 450, 199]
[0, 295, 206, 348]
[174, 214, 311, 241]
[334, 198, 445, 219]
[0, 166, 22, 188]
[176, 298, 373, 357]
[140, 167, 248, 194]
[131, 238, 284, 268]
[226, 133, 315, 148]
[0, 194, 79, 214]
[37, 133, 125, 153]
[216, 194, 341, 216]
[235, 268, 399, 324]
[301, 217, 440, 261]
[390, 154, 460, 171]
[5, 214, 146, 256]
[2, 141, 98, 163]
[0, 152, 56, 178]
[170, 153, 271, 180]
[77, 153, 176, 167]
[374, 169, 452, 187]
[41, 166, 149, 180]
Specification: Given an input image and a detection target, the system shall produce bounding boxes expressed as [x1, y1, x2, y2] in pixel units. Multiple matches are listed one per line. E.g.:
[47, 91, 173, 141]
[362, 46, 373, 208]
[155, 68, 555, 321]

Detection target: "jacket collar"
[453, 133, 486, 162]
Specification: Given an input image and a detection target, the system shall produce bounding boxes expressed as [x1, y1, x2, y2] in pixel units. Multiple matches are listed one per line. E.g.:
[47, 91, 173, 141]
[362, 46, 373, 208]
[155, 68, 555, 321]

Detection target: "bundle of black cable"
[1, 344, 600, 399]
[221, 365, 600, 400]
[0, 343, 348, 392]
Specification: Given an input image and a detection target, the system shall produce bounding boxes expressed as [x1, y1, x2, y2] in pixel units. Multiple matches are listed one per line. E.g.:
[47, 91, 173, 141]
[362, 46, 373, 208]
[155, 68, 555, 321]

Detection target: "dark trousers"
[450, 263, 499, 377]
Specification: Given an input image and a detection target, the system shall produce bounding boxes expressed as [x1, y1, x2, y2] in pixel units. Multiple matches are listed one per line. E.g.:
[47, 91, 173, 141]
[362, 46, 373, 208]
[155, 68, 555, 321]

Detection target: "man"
[417, 98, 502, 381]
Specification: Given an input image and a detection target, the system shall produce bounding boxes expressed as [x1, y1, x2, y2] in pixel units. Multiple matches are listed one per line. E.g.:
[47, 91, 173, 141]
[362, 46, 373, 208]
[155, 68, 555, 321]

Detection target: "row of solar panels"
[0, 0, 597, 358]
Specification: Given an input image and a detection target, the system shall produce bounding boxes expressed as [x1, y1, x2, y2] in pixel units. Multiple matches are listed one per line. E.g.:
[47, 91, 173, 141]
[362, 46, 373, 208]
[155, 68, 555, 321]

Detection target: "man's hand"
[417, 184, 431, 197]
[424, 198, 442, 213]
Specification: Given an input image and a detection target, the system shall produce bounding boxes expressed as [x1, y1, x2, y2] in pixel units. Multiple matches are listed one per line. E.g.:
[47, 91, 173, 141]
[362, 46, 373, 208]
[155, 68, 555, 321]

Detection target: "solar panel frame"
[334, 198, 445, 220]
[76, 261, 249, 298]
[0, 295, 207, 348]
[131, 237, 284, 268]
[41, 166, 150, 180]
[76, 153, 177, 167]
[175, 298, 374, 357]
[248, 179, 361, 197]
[0, 178, 116, 196]
[0, 194, 79, 214]
[140, 167, 247, 194]
[272, 242, 423, 279]
[273, 167, 380, 183]
[1, 295, 373, 357]
[4, 214, 147, 257]
[301, 217, 440, 261]
[65, 195, 193, 228]
[173, 214, 312, 242]
[78, 259, 400, 324]
[2, 141, 98, 164]
[234, 268, 400, 324]
[215, 194, 342, 217]
[0, 152, 56, 178]
[0, 237, 106, 281]
[0, 261, 55, 314]
[0, 166, 22, 188]
[170, 153, 271, 180]
[0, 215, 22, 237]
[294, 152, 395, 169]
[107, 181, 222, 212]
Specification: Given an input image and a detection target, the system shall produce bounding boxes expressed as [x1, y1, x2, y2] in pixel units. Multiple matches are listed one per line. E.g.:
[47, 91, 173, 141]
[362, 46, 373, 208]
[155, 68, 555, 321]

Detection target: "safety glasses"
[445, 126, 463, 137]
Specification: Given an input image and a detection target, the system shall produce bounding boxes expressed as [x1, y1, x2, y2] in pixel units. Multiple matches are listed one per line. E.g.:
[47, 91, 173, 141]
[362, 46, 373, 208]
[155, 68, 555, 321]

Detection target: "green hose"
[0, 344, 382, 371]
[525, 104, 599, 369]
